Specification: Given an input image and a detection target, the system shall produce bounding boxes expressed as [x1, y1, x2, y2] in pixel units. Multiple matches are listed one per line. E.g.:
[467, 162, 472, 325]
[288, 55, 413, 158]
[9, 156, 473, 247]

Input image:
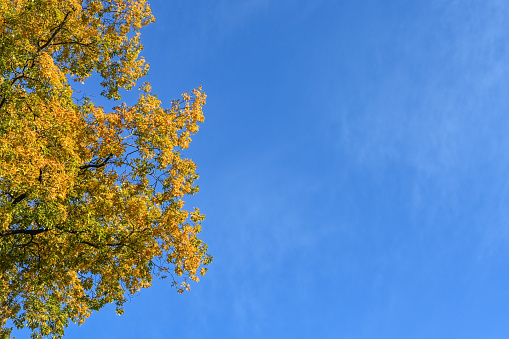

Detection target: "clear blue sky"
[17, 0, 509, 338]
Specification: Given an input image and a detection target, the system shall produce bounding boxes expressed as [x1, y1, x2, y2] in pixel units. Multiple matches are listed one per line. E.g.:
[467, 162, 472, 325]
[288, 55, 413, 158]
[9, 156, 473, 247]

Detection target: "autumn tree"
[0, 1, 211, 338]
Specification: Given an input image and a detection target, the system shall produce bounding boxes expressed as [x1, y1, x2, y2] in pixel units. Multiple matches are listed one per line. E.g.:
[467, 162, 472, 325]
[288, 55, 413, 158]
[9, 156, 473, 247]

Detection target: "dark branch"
[10, 74, 41, 85]
[80, 240, 100, 249]
[11, 193, 28, 206]
[54, 226, 125, 249]
[16, 234, 35, 248]
[38, 11, 72, 51]
[25, 101, 39, 120]
[79, 240, 125, 249]
[79, 153, 113, 170]
[0, 229, 48, 237]
[49, 40, 94, 48]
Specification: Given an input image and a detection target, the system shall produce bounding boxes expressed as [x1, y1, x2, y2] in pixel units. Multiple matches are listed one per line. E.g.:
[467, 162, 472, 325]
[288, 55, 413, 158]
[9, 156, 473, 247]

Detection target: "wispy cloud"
[321, 0, 509, 266]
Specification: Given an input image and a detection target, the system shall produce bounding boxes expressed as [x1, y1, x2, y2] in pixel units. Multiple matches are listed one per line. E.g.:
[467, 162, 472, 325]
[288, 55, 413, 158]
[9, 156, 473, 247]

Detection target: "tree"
[0, 1, 212, 338]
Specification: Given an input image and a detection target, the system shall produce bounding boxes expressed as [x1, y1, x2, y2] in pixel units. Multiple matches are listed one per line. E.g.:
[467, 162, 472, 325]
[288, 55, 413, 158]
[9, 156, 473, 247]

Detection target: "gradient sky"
[14, 0, 509, 338]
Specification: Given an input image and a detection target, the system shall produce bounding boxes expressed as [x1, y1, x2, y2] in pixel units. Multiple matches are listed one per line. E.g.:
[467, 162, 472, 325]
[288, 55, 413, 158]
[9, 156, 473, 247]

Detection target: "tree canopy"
[0, 1, 211, 338]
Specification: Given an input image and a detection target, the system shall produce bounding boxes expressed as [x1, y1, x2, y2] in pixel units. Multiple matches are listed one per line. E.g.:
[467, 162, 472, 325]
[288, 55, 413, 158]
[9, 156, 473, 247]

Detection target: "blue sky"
[15, 0, 509, 338]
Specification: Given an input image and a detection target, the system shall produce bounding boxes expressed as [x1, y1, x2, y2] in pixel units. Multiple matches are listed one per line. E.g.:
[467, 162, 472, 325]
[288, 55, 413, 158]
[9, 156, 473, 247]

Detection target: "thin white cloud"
[326, 0, 509, 261]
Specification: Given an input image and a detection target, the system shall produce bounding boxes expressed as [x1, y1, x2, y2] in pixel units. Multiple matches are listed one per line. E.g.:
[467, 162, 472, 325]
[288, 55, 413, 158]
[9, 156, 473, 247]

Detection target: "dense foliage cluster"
[0, 1, 211, 338]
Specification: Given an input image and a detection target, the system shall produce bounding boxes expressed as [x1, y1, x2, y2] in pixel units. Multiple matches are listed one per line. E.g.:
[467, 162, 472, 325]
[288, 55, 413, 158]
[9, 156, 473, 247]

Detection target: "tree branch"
[0, 229, 48, 237]
[11, 193, 28, 206]
[49, 40, 94, 48]
[16, 234, 35, 248]
[38, 11, 72, 51]
[79, 153, 113, 170]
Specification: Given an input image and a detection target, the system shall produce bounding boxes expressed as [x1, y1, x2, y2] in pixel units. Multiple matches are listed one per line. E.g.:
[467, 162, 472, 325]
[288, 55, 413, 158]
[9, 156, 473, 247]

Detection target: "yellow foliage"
[0, 1, 211, 338]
